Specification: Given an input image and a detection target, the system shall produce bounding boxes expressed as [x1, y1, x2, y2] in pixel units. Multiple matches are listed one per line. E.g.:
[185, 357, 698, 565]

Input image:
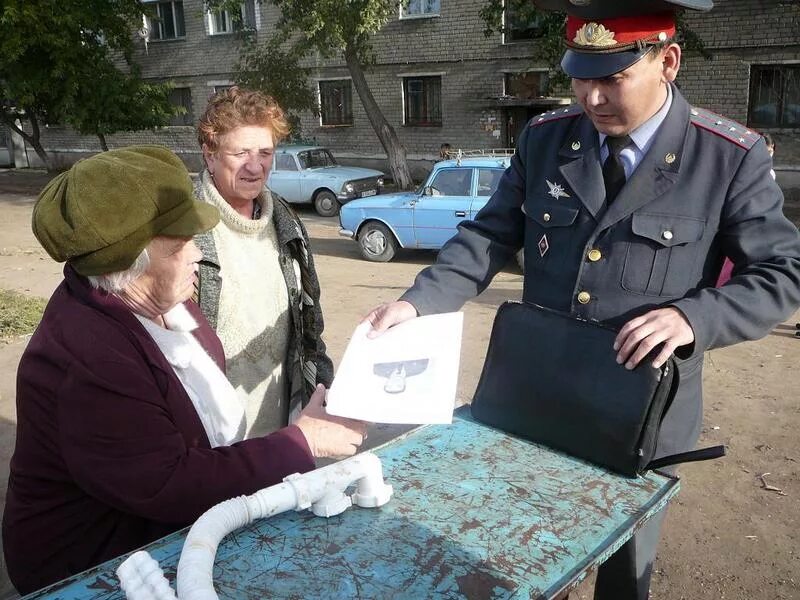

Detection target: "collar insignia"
[546, 179, 571, 200]
[573, 22, 617, 47]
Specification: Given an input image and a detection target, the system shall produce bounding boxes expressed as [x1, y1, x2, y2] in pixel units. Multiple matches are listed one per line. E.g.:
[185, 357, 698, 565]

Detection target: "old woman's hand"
[294, 385, 368, 458]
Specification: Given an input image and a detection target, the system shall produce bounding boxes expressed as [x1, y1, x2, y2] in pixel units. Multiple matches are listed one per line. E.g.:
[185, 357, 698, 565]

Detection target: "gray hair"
[87, 248, 150, 293]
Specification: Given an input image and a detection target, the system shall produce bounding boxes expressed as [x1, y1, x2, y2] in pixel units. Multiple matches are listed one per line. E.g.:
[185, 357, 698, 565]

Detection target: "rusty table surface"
[28, 409, 678, 600]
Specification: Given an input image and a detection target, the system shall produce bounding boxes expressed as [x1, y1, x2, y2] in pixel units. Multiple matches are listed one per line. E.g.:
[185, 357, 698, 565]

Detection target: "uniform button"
[543, 213, 551, 222]
[577, 291, 591, 304]
[587, 249, 602, 262]
[662, 230, 673, 241]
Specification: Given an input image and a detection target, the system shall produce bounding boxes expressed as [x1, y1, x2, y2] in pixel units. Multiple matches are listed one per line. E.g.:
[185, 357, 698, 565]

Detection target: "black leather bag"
[471, 301, 724, 477]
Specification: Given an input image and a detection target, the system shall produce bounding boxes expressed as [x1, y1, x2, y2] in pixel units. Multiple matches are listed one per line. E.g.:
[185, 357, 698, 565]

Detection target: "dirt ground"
[0, 169, 798, 599]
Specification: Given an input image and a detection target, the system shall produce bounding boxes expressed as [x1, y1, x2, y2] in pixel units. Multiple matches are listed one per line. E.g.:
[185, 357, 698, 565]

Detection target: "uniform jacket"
[194, 191, 334, 415]
[2, 266, 315, 594]
[402, 85, 800, 458]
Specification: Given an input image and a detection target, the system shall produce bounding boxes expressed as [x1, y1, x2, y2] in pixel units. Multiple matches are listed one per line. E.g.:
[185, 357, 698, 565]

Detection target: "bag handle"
[646, 445, 726, 471]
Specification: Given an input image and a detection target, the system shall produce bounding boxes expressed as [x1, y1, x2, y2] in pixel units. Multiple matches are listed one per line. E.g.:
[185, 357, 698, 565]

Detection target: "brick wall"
[20, 0, 800, 172]
[21, 0, 556, 176]
[680, 0, 800, 163]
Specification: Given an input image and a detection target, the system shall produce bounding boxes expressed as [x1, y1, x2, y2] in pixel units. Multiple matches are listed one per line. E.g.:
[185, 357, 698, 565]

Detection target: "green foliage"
[234, 33, 318, 137]
[0, 0, 178, 162]
[0, 288, 46, 340]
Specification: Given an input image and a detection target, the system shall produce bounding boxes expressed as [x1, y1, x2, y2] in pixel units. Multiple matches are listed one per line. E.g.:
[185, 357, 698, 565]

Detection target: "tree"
[210, 0, 415, 190]
[0, 0, 179, 170]
[235, 33, 319, 138]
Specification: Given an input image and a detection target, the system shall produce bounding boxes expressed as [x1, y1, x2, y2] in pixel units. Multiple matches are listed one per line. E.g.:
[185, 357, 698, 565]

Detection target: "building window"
[503, 2, 546, 42]
[401, 0, 440, 18]
[403, 76, 442, 126]
[146, 1, 185, 41]
[504, 71, 549, 99]
[168, 87, 193, 126]
[208, 0, 256, 35]
[319, 80, 353, 126]
[748, 65, 800, 128]
[212, 84, 233, 95]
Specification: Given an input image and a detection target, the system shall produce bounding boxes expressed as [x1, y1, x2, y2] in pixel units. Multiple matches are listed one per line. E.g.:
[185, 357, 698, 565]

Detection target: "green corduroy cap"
[32, 145, 219, 276]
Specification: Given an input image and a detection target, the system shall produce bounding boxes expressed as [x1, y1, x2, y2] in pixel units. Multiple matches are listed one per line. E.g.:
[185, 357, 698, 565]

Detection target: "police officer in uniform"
[366, 1, 800, 598]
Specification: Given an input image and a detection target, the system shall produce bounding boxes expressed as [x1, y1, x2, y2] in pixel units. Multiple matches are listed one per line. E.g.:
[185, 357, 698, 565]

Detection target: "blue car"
[339, 156, 511, 262]
[268, 145, 385, 217]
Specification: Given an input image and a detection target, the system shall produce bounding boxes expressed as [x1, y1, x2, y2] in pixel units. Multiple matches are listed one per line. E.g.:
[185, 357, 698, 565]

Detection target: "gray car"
[267, 145, 385, 217]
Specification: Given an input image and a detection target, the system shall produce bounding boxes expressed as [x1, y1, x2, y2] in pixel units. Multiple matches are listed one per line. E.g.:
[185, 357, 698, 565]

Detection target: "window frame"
[402, 75, 443, 127]
[747, 63, 800, 129]
[207, 0, 257, 35]
[167, 87, 193, 126]
[400, 0, 441, 19]
[145, 0, 185, 41]
[318, 79, 354, 127]
[501, 0, 546, 44]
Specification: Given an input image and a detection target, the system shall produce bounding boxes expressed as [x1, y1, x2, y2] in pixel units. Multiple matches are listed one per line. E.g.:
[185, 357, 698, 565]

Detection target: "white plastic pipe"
[117, 452, 392, 600]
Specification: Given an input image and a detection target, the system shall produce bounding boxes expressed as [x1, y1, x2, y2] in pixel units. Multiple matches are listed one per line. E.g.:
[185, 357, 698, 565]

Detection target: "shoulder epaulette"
[689, 107, 760, 150]
[529, 104, 583, 127]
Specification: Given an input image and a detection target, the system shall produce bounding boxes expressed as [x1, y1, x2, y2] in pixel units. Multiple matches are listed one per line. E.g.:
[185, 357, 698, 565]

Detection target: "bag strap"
[646, 445, 726, 471]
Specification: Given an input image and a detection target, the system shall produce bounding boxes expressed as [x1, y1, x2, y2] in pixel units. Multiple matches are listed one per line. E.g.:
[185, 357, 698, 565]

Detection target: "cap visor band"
[561, 47, 651, 79]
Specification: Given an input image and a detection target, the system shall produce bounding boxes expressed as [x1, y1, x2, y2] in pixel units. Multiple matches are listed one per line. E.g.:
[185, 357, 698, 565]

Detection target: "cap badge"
[546, 179, 571, 200]
[574, 22, 617, 48]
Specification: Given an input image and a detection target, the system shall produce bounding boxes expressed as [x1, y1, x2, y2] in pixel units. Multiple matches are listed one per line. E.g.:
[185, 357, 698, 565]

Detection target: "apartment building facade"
[4, 0, 798, 172]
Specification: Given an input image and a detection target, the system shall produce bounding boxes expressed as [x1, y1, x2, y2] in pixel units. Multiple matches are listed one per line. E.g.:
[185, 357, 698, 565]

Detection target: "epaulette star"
[529, 104, 584, 127]
[689, 107, 760, 150]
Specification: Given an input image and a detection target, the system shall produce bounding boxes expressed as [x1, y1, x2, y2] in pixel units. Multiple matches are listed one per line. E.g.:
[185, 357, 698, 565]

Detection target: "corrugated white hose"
[117, 452, 392, 600]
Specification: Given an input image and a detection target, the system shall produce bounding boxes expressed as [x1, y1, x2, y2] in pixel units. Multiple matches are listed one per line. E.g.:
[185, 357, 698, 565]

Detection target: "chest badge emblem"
[538, 234, 550, 257]
[546, 179, 571, 200]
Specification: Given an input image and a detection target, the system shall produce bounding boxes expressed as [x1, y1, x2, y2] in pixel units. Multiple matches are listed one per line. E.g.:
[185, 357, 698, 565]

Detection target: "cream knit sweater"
[198, 172, 290, 438]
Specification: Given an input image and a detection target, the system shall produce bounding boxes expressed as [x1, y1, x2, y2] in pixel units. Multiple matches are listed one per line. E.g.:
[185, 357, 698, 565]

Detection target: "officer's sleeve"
[671, 139, 800, 355]
[400, 129, 530, 315]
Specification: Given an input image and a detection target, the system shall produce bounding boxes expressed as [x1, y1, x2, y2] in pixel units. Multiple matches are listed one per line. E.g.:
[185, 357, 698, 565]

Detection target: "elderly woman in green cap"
[2, 146, 366, 595]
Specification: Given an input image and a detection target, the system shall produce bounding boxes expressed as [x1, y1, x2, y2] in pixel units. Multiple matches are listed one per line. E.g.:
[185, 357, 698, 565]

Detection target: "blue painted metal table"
[27, 410, 678, 600]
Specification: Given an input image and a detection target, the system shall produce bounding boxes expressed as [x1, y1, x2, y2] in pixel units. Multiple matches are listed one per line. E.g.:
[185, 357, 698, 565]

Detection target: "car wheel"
[358, 222, 398, 262]
[314, 190, 339, 217]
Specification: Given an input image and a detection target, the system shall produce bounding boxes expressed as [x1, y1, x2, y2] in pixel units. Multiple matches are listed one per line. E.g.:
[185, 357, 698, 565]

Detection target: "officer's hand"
[363, 300, 418, 338]
[613, 307, 695, 370]
[294, 385, 368, 458]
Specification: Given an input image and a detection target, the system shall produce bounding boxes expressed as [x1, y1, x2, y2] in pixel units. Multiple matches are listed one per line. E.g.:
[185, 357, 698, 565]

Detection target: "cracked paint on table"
[27, 410, 678, 600]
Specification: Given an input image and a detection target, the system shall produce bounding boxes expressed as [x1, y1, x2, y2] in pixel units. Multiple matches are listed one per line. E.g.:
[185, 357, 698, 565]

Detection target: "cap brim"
[561, 47, 651, 79]
[159, 201, 220, 237]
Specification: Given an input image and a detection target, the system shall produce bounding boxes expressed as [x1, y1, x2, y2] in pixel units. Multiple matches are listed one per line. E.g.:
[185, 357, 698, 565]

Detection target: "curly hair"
[197, 86, 290, 153]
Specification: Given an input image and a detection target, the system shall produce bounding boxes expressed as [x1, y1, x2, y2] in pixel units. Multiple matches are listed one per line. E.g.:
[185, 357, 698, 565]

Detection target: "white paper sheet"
[326, 312, 463, 424]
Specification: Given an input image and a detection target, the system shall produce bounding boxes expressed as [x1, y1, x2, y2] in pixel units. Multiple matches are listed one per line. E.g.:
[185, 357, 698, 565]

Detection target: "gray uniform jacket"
[195, 194, 334, 414]
[402, 85, 800, 458]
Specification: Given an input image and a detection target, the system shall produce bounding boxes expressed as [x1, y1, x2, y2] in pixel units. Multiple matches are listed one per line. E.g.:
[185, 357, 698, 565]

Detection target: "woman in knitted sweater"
[194, 87, 335, 438]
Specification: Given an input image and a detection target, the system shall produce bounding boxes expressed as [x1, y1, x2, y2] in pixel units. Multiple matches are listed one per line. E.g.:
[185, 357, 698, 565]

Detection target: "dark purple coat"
[2, 265, 315, 594]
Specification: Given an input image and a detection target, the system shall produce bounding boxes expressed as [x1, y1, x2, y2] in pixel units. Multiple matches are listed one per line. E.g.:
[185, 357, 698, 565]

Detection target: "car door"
[470, 168, 505, 218]
[267, 153, 303, 203]
[412, 167, 475, 248]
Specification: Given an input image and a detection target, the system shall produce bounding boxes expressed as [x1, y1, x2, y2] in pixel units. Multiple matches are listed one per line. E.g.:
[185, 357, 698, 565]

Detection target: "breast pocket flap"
[527, 203, 579, 228]
[631, 213, 705, 247]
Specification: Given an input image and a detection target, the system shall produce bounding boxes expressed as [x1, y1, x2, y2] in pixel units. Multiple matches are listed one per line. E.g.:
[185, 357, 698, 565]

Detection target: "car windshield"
[297, 149, 338, 169]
